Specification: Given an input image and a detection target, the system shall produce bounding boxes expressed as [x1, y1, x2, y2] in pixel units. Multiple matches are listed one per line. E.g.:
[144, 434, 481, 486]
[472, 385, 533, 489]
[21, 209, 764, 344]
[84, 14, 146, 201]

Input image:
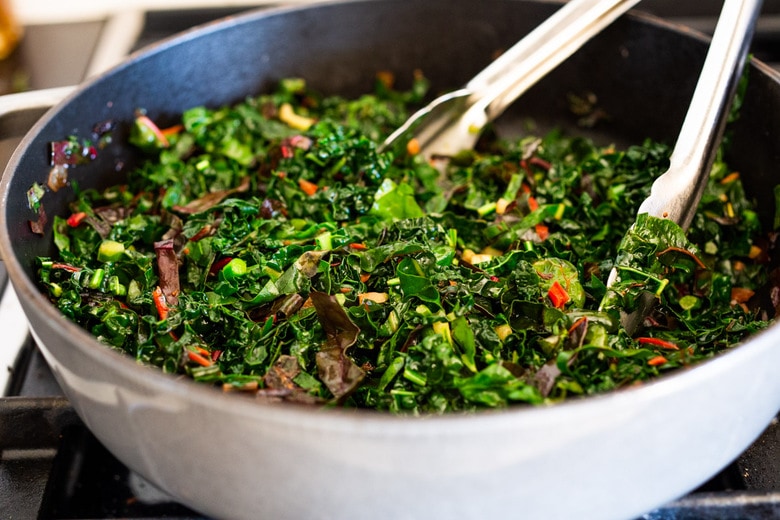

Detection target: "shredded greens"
[35, 75, 776, 413]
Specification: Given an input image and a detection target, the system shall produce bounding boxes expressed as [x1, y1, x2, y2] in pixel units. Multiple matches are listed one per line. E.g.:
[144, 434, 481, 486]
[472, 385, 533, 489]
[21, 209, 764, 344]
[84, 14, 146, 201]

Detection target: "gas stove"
[2, 2, 780, 518]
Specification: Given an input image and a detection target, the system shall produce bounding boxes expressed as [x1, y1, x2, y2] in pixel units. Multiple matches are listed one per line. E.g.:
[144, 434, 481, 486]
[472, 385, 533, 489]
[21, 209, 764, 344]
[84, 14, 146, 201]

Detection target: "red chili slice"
[66, 212, 87, 227]
[637, 337, 680, 350]
[547, 281, 569, 308]
[152, 286, 170, 320]
[647, 355, 668, 366]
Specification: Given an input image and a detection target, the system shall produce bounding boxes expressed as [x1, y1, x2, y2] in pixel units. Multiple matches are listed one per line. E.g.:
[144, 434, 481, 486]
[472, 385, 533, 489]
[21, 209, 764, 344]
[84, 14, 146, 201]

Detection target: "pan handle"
[0, 86, 75, 141]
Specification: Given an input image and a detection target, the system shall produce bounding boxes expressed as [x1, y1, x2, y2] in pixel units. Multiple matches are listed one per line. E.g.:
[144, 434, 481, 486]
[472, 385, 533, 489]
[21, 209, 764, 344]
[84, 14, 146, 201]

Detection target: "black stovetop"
[2, 3, 780, 519]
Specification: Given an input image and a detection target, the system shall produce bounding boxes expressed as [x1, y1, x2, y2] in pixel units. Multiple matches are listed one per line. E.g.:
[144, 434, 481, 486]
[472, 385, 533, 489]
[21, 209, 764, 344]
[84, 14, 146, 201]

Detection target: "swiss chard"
[35, 75, 776, 413]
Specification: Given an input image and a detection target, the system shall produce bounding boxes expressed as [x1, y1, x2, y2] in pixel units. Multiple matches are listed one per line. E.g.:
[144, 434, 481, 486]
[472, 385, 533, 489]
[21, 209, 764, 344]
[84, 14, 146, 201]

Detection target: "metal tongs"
[633, 0, 762, 230]
[606, 0, 764, 334]
[379, 0, 643, 158]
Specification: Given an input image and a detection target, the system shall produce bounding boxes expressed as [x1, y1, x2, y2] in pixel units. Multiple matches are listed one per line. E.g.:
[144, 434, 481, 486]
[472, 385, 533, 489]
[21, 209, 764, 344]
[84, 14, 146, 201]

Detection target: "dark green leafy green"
[34, 75, 777, 414]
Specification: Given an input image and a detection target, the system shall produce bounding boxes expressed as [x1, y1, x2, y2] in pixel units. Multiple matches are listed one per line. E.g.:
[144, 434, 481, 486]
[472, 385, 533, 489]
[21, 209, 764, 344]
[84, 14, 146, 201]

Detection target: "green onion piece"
[49, 283, 63, 298]
[108, 275, 126, 297]
[477, 201, 497, 216]
[403, 367, 427, 387]
[316, 231, 333, 251]
[88, 268, 105, 290]
[97, 240, 125, 262]
[221, 258, 247, 280]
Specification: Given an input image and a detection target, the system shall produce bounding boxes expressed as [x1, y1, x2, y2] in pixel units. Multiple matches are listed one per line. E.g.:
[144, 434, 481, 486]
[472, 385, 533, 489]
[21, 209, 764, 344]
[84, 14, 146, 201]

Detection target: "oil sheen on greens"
[36, 76, 776, 413]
